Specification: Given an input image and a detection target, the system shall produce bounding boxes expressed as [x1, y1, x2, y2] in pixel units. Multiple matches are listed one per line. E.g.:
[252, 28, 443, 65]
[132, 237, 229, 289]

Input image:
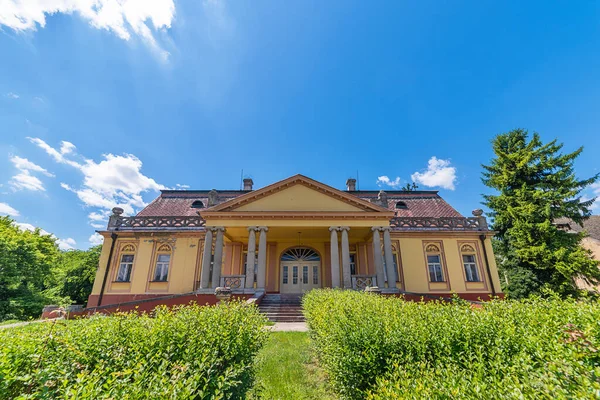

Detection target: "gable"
[204, 175, 390, 214]
[234, 184, 365, 212]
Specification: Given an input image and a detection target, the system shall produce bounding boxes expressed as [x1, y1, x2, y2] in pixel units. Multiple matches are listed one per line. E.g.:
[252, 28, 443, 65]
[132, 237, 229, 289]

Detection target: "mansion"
[87, 175, 502, 309]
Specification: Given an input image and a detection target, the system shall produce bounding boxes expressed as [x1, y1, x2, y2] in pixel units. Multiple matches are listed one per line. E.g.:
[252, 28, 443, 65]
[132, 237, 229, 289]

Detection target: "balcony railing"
[220, 275, 246, 290]
[108, 216, 205, 231]
[390, 217, 486, 231]
[351, 275, 378, 290]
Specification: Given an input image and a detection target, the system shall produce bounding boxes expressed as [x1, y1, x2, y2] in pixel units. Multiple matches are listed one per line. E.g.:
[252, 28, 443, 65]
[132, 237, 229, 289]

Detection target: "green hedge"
[303, 290, 600, 399]
[0, 301, 268, 399]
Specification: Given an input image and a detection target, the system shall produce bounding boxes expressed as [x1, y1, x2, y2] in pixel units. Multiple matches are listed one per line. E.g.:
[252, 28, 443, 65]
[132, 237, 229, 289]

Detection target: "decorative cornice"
[200, 211, 394, 220]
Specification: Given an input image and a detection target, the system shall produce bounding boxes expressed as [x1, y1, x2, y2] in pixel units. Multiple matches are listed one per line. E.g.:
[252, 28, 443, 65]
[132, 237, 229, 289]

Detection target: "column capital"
[371, 226, 383, 232]
[381, 226, 391, 232]
[247, 226, 258, 232]
[339, 226, 350, 232]
[257, 226, 269, 232]
[211, 226, 226, 232]
[329, 226, 340, 232]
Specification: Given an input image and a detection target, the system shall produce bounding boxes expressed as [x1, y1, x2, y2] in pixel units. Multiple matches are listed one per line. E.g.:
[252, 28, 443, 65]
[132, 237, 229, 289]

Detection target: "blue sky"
[0, 1, 599, 249]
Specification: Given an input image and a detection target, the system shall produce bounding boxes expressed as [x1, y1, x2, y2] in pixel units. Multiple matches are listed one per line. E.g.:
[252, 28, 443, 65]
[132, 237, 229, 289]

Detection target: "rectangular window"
[117, 254, 134, 282]
[313, 265, 319, 285]
[349, 253, 356, 275]
[463, 254, 480, 282]
[302, 266, 308, 284]
[153, 254, 170, 281]
[427, 255, 444, 282]
[283, 266, 288, 284]
[292, 266, 298, 284]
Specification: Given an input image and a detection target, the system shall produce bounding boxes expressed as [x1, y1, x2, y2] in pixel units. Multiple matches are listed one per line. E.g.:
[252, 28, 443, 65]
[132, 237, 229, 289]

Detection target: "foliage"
[400, 182, 419, 191]
[0, 301, 268, 399]
[0, 216, 101, 321]
[52, 245, 102, 305]
[249, 332, 335, 400]
[482, 129, 600, 298]
[303, 289, 600, 399]
[0, 216, 61, 321]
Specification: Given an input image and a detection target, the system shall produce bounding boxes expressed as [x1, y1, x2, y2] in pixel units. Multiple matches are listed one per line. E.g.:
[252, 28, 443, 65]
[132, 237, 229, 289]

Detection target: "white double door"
[280, 261, 320, 293]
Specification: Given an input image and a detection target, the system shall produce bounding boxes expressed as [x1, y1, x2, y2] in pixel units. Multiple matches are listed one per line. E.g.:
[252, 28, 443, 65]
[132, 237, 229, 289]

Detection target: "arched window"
[116, 244, 136, 282]
[153, 244, 172, 282]
[460, 244, 481, 282]
[281, 247, 320, 261]
[395, 201, 408, 209]
[425, 244, 445, 282]
[191, 200, 205, 209]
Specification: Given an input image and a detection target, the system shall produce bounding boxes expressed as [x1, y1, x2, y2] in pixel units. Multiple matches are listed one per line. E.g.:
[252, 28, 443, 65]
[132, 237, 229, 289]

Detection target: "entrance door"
[280, 248, 321, 293]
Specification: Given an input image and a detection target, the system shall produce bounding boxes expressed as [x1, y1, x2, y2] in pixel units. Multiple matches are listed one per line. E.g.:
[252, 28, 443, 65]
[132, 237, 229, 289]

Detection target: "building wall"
[88, 231, 502, 307]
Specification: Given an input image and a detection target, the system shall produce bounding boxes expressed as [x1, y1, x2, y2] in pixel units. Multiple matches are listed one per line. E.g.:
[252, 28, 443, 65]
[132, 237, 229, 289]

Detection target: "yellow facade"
[88, 175, 502, 307]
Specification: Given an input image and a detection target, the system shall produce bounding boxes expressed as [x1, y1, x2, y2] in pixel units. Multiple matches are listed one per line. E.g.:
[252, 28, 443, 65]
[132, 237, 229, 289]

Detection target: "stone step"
[266, 315, 306, 322]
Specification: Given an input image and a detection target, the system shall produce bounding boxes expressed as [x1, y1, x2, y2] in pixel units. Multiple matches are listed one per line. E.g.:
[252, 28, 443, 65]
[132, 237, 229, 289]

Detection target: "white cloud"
[590, 183, 600, 211]
[411, 157, 457, 190]
[9, 171, 45, 191]
[6, 92, 19, 99]
[176, 183, 190, 189]
[30, 137, 164, 223]
[89, 232, 104, 246]
[10, 156, 54, 177]
[0, 202, 19, 216]
[8, 155, 54, 192]
[376, 176, 402, 189]
[57, 237, 77, 250]
[0, 0, 175, 60]
[13, 222, 51, 236]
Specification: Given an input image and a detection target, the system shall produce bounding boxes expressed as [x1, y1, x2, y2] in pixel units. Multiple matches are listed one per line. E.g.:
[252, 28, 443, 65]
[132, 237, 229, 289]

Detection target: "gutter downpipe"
[479, 234, 496, 297]
[97, 232, 118, 307]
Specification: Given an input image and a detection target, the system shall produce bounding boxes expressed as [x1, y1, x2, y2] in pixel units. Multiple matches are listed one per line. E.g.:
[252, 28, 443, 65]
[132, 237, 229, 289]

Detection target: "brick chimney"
[346, 178, 357, 191]
[243, 178, 254, 191]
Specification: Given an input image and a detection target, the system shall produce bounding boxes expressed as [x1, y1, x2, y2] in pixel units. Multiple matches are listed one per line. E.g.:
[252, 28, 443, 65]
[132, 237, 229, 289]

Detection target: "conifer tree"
[482, 129, 599, 298]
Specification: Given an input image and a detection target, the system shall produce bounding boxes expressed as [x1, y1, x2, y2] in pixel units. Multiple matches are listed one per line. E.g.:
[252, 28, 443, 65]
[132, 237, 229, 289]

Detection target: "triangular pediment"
[203, 175, 389, 213]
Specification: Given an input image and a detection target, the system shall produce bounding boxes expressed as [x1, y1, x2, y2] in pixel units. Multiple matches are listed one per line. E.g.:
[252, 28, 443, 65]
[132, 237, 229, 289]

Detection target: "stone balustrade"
[108, 215, 205, 230]
[390, 217, 486, 231]
[220, 275, 246, 290]
[351, 275, 378, 290]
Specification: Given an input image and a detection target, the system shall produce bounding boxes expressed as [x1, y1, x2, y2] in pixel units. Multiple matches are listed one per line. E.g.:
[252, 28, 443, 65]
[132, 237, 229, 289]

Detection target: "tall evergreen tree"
[482, 129, 599, 298]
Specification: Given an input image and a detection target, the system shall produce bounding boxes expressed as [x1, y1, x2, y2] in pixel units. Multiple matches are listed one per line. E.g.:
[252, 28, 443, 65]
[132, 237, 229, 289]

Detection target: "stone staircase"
[258, 294, 304, 322]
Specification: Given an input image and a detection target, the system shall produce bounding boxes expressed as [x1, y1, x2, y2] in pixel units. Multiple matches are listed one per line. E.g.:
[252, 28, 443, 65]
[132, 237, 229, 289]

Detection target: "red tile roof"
[136, 189, 463, 218]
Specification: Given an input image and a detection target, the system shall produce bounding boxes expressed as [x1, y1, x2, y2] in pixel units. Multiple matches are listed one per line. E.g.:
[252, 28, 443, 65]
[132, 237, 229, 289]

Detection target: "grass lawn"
[250, 331, 336, 399]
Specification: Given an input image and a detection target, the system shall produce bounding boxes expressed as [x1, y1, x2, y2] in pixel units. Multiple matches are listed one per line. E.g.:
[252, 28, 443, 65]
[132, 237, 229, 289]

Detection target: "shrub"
[0, 301, 268, 399]
[303, 289, 600, 399]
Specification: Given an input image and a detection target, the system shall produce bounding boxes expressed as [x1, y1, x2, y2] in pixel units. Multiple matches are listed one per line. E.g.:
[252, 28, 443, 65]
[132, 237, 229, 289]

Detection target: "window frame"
[423, 241, 450, 290]
[114, 243, 137, 283]
[152, 244, 172, 282]
[458, 242, 487, 289]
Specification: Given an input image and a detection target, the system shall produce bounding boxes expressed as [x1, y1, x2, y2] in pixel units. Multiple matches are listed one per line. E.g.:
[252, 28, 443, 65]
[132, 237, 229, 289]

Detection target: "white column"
[382, 227, 396, 289]
[256, 226, 268, 289]
[199, 228, 213, 289]
[341, 227, 352, 289]
[211, 227, 225, 288]
[329, 227, 340, 288]
[245, 227, 257, 288]
[372, 227, 385, 288]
